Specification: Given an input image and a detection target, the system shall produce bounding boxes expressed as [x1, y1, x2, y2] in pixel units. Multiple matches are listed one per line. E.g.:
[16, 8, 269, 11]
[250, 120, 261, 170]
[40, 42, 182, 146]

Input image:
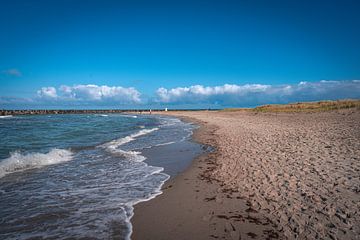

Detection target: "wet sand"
[132, 109, 360, 239]
[141, 138, 204, 177]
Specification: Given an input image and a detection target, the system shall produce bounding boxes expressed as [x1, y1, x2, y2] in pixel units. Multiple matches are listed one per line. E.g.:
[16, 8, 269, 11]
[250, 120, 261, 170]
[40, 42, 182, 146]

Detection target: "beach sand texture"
[132, 109, 360, 239]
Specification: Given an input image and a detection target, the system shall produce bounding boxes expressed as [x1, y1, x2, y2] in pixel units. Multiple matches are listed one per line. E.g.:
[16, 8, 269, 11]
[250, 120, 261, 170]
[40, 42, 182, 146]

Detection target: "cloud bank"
[155, 80, 360, 107]
[1, 80, 359, 109]
[37, 84, 141, 104]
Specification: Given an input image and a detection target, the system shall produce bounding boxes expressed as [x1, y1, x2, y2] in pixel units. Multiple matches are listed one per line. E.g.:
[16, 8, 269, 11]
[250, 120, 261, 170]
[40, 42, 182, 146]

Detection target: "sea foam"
[101, 128, 158, 149]
[0, 115, 13, 119]
[0, 148, 73, 178]
[100, 128, 158, 161]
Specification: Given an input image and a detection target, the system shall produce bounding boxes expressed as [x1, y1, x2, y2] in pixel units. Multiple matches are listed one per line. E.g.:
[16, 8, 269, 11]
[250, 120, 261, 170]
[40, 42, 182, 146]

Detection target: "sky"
[0, 0, 360, 109]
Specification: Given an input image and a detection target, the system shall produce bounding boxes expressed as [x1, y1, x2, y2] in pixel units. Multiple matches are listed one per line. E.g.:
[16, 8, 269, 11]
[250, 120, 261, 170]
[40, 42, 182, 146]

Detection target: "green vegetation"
[223, 99, 360, 113]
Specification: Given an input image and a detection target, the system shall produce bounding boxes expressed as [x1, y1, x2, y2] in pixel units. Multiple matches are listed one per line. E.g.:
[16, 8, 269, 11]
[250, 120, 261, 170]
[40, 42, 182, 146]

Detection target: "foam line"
[105, 128, 158, 146]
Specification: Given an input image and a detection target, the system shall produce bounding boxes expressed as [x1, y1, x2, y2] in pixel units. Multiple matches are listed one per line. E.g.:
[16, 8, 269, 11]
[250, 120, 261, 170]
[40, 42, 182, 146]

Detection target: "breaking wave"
[0, 148, 73, 178]
[100, 128, 159, 160]
[0, 115, 13, 119]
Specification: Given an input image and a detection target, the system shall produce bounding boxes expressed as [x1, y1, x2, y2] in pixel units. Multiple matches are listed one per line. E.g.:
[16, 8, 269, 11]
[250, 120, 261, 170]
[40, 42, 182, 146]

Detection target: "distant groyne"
[0, 109, 215, 116]
[0, 109, 149, 116]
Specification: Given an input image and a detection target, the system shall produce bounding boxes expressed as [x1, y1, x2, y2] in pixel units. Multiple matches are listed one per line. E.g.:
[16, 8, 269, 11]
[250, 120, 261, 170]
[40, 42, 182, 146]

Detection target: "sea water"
[0, 114, 196, 239]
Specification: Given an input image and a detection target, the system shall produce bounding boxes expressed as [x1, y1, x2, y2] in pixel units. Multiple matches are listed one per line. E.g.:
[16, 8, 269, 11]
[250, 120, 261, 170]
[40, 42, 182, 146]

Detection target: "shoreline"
[131, 109, 360, 239]
[131, 113, 282, 240]
[123, 114, 206, 239]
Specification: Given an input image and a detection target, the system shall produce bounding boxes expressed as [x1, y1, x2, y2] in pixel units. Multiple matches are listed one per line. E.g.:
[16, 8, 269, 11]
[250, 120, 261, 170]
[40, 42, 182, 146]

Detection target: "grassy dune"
[223, 99, 360, 112]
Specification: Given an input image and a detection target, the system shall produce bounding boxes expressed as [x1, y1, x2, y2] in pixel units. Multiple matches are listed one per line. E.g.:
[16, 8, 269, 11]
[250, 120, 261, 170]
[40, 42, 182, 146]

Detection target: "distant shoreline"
[0, 109, 218, 116]
[2, 99, 358, 116]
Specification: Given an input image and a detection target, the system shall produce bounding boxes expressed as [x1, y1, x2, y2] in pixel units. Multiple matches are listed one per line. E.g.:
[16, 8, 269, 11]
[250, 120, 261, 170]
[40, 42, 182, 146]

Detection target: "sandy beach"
[132, 109, 360, 239]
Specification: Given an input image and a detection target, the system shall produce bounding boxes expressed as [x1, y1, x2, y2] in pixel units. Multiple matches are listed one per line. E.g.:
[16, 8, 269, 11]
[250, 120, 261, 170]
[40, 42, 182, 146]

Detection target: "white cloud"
[156, 84, 270, 103]
[37, 87, 57, 99]
[3, 80, 359, 108]
[37, 84, 141, 104]
[156, 80, 360, 106]
[2, 68, 22, 77]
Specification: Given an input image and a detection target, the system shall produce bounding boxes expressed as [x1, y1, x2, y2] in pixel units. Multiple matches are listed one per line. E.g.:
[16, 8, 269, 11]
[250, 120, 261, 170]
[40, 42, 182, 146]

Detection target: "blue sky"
[1, 0, 359, 109]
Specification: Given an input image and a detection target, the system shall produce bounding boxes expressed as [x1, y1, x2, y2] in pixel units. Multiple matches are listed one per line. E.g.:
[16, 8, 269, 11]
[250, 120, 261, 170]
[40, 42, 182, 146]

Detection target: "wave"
[0, 115, 13, 119]
[100, 128, 158, 161]
[106, 149, 146, 162]
[141, 141, 176, 150]
[126, 171, 170, 240]
[120, 115, 138, 119]
[101, 128, 158, 149]
[0, 148, 73, 178]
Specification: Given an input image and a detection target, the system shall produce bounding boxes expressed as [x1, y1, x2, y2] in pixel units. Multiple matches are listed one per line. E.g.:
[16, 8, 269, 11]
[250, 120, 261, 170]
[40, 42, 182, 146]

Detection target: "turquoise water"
[0, 114, 195, 239]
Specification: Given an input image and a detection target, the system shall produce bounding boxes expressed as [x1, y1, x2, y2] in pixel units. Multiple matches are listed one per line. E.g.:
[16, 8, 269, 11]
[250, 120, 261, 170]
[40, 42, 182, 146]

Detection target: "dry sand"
[132, 109, 360, 240]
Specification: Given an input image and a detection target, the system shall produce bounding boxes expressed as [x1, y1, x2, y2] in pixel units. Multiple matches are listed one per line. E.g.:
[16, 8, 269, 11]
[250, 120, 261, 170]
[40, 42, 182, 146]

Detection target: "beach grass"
[223, 99, 360, 113]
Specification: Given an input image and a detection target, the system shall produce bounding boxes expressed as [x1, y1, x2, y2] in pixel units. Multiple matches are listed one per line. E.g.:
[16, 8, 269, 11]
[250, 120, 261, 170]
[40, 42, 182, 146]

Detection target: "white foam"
[106, 149, 146, 162]
[0, 148, 73, 178]
[142, 141, 176, 150]
[126, 171, 170, 240]
[100, 128, 158, 161]
[120, 115, 138, 119]
[102, 128, 159, 150]
[100, 114, 108, 117]
[0, 115, 13, 119]
[155, 141, 175, 147]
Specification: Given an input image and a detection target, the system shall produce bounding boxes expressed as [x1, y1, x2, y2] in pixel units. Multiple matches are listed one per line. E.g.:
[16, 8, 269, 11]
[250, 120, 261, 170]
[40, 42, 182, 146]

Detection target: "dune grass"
[223, 99, 360, 113]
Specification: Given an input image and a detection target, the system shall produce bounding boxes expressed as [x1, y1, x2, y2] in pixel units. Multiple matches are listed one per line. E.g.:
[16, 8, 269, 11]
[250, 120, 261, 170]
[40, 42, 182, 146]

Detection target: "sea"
[0, 114, 202, 239]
